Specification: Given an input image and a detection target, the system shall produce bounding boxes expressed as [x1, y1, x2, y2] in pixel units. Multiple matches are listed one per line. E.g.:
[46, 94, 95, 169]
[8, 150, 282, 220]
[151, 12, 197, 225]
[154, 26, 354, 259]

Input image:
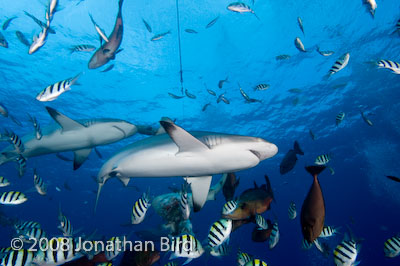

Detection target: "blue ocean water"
[1, 0, 400, 265]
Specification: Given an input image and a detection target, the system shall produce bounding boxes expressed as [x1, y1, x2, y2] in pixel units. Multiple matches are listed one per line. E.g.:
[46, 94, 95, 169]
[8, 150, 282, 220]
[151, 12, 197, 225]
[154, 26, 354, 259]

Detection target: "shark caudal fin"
[305, 165, 326, 177]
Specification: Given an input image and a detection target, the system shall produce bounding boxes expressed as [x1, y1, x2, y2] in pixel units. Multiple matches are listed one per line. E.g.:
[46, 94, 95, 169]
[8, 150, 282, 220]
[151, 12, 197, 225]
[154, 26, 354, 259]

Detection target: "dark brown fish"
[252, 222, 273, 242]
[279, 141, 304, 175]
[223, 172, 240, 201]
[300, 165, 326, 242]
[88, 0, 124, 69]
[223, 175, 274, 220]
[120, 250, 160, 266]
[386, 175, 400, 183]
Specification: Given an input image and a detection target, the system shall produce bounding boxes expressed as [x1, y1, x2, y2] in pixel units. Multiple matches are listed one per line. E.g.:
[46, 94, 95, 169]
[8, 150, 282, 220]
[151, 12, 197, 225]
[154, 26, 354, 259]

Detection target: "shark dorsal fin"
[46, 107, 85, 131]
[73, 148, 92, 170]
[159, 121, 208, 153]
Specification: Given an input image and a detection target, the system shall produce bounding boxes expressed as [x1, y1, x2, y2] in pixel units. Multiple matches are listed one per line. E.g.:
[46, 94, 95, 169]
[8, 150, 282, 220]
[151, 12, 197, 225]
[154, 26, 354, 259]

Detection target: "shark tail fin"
[94, 183, 103, 214]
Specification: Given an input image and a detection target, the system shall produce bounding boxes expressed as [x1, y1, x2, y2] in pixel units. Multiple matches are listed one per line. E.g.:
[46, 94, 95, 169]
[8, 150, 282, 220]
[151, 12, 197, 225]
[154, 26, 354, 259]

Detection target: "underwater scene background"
[1, 0, 400, 265]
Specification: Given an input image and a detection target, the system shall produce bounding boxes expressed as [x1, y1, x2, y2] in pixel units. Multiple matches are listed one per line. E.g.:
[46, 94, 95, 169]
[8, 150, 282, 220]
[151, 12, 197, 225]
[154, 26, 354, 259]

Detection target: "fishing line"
[175, 0, 184, 94]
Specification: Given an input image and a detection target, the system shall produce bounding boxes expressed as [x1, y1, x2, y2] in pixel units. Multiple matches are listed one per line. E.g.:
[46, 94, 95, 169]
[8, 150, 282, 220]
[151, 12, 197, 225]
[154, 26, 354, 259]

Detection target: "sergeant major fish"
[222, 200, 237, 215]
[169, 234, 204, 265]
[254, 84, 269, 91]
[315, 154, 332, 165]
[336, 111, 345, 126]
[0, 191, 27, 205]
[237, 249, 252, 266]
[288, 201, 297, 220]
[36, 73, 81, 101]
[255, 214, 268, 230]
[210, 242, 230, 257]
[69, 44, 96, 53]
[132, 192, 151, 224]
[208, 219, 232, 247]
[0, 250, 34, 266]
[376, 59, 400, 74]
[384, 236, 400, 258]
[319, 225, 339, 238]
[269, 222, 279, 249]
[180, 183, 190, 220]
[333, 236, 360, 266]
[244, 259, 268, 266]
[33, 169, 47, 196]
[327, 53, 350, 77]
[58, 207, 73, 236]
[15, 155, 27, 177]
[0, 176, 10, 187]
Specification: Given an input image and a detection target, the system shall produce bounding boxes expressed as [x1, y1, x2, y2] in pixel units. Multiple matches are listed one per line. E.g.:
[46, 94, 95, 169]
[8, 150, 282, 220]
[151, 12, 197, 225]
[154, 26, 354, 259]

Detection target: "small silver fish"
[294, 37, 306, 52]
[218, 76, 229, 88]
[360, 110, 373, 126]
[276, 54, 291, 60]
[316, 46, 334, 56]
[0, 32, 8, 48]
[207, 89, 216, 96]
[142, 19, 152, 33]
[168, 92, 184, 99]
[29, 26, 49, 54]
[239, 84, 261, 103]
[28, 115, 42, 140]
[185, 29, 198, 34]
[336, 111, 345, 125]
[2, 16, 17, 30]
[89, 14, 109, 43]
[206, 16, 219, 29]
[46, 0, 58, 22]
[0, 176, 10, 187]
[255, 214, 268, 229]
[363, 0, 377, 18]
[151, 31, 171, 41]
[288, 201, 297, 220]
[227, 2, 259, 20]
[297, 17, 304, 35]
[217, 93, 230, 104]
[185, 89, 197, 99]
[309, 129, 315, 140]
[202, 103, 211, 112]
[15, 31, 30, 47]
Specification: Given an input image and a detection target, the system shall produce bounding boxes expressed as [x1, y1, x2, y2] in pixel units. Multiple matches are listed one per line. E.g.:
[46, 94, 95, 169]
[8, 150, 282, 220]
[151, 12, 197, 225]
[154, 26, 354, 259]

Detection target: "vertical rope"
[175, 0, 184, 95]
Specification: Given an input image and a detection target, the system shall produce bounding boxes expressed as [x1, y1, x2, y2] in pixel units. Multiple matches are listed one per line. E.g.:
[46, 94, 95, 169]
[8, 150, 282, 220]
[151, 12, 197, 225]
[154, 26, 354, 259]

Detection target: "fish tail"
[118, 0, 124, 16]
[70, 72, 83, 85]
[293, 141, 304, 155]
[305, 165, 326, 177]
[253, 12, 260, 21]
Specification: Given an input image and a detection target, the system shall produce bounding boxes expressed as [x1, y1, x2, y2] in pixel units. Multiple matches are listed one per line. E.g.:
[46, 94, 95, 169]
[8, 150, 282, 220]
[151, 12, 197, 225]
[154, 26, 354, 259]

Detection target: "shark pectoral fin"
[46, 107, 86, 131]
[73, 148, 92, 170]
[185, 175, 212, 212]
[160, 121, 209, 153]
[118, 176, 130, 186]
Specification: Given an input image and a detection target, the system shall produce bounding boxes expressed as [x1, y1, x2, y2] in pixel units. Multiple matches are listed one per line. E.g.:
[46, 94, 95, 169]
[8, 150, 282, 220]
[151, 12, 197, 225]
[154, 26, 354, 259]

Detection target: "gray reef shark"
[0, 107, 137, 170]
[96, 121, 278, 212]
[88, 0, 124, 69]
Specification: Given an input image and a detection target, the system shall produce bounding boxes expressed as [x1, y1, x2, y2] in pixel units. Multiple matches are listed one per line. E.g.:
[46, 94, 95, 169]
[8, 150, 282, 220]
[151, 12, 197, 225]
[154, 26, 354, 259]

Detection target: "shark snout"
[251, 139, 278, 161]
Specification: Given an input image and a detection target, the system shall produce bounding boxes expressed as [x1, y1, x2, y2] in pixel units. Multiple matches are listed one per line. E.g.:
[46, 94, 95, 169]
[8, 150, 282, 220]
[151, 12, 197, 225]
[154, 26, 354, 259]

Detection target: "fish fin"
[73, 148, 92, 170]
[168, 253, 177, 260]
[305, 165, 326, 177]
[182, 258, 193, 265]
[293, 141, 304, 155]
[45, 107, 85, 131]
[185, 176, 212, 212]
[118, 176, 130, 186]
[70, 73, 82, 86]
[103, 49, 110, 54]
[94, 147, 102, 159]
[159, 121, 209, 153]
[94, 183, 103, 213]
[115, 48, 124, 54]
[155, 117, 174, 135]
